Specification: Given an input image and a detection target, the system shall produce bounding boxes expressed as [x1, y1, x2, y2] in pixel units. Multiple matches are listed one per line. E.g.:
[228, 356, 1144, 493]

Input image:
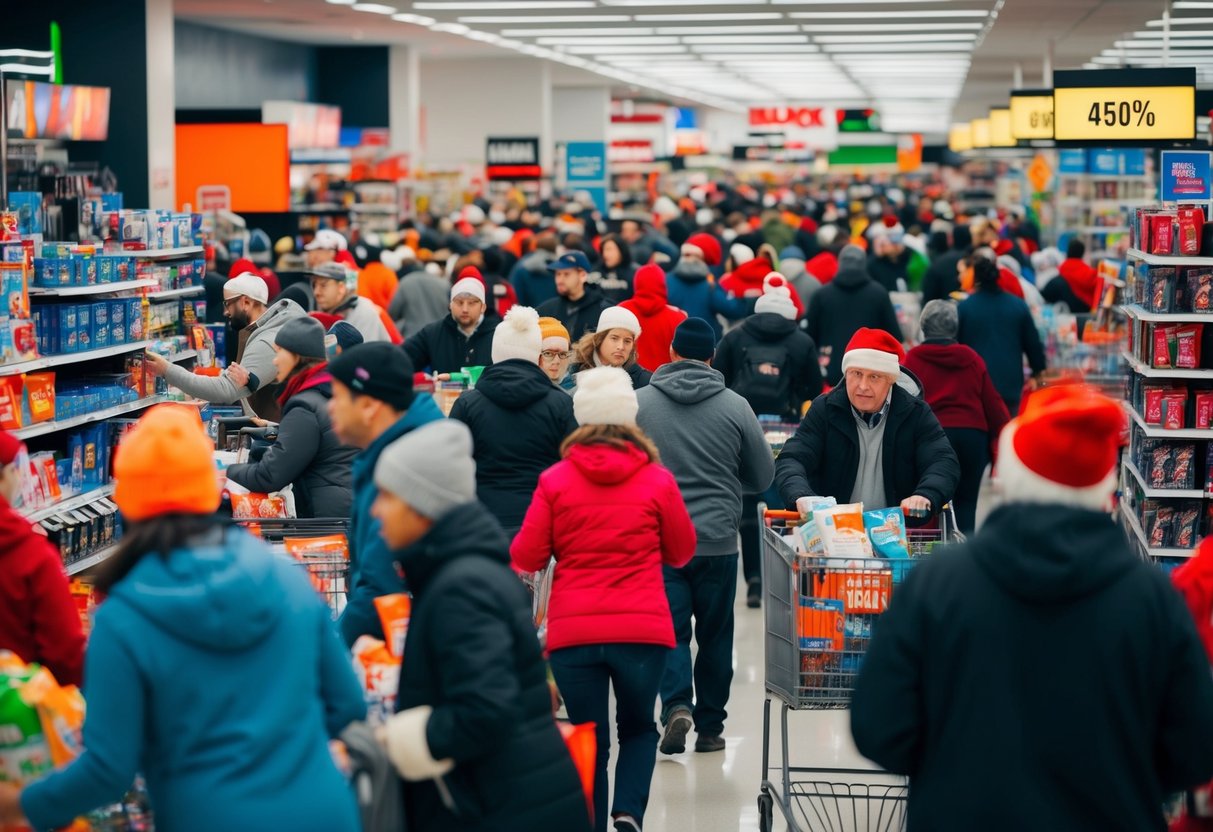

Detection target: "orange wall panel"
[175, 123, 290, 212]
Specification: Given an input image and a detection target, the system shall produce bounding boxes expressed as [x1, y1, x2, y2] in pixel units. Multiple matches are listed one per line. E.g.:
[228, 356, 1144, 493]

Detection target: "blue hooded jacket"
[339, 392, 444, 646]
[20, 529, 365, 832]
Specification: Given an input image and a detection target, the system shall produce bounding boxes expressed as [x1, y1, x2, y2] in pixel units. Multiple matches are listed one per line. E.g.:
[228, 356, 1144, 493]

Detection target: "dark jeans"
[741, 488, 782, 588]
[549, 643, 667, 832]
[660, 554, 738, 737]
[944, 427, 990, 535]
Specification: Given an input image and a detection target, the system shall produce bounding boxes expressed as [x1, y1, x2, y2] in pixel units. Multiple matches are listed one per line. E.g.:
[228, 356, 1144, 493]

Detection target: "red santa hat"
[754, 273, 798, 321]
[0, 430, 23, 467]
[997, 384, 1125, 511]
[840, 328, 905, 378]
[681, 232, 722, 267]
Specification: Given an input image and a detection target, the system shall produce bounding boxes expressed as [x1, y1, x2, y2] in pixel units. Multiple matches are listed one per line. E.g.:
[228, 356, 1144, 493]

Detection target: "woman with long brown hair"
[512, 367, 696, 832]
[565, 306, 652, 390]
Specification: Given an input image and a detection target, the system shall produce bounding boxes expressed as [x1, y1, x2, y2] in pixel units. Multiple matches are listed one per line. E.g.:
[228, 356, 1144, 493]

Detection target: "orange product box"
[798, 597, 844, 652]
[810, 568, 893, 615]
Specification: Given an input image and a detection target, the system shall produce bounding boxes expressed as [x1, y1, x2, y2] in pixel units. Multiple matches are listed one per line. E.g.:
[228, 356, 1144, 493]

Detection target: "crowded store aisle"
[646, 581, 868, 832]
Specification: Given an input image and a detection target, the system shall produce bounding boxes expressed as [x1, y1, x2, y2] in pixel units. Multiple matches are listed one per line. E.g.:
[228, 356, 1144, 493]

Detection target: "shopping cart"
[251, 517, 352, 618]
[757, 506, 959, 832]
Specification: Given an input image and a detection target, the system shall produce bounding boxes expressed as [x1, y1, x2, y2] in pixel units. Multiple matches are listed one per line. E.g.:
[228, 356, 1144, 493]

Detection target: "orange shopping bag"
[558, 720, 596, 822]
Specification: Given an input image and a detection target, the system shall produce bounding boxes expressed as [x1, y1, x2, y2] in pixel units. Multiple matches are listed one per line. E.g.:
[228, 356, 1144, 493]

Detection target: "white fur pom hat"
[491, 305, 543, 364]
[754, 273, 798, 321]
[573, 366, 639, 426]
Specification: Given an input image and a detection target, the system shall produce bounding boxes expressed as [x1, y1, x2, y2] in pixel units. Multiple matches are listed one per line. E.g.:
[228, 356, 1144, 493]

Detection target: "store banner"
[748, 105, 839, 151]
[1162, 151, 1213, 202]
[609, 140, 655, 163]
[1052, 67, 1196, 144]
[486, 137, 541, 181]
[565, 142, 608, 214]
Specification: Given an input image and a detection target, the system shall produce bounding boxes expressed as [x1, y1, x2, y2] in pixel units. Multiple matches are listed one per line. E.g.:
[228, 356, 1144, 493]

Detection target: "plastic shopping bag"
[558, 721, 596, 823]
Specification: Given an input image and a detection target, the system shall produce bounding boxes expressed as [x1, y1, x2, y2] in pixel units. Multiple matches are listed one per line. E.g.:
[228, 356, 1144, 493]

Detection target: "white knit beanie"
[595, 306, 642, 338]
[491, 305, 543, 364]
[730, 243, 755, 265]
[574, 366, 639, 426]
[754, 273, 798, 321]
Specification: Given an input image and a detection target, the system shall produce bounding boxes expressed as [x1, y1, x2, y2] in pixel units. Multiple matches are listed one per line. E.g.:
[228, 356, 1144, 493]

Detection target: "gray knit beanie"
[838, 244, 867, 272]
[374, 420, 477, 520]
[919, 299, 959, 341]
[274, 316, 327, 360]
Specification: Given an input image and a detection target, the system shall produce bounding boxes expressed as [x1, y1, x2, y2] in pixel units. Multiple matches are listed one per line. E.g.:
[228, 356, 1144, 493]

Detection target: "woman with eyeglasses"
[449, 306, 579, 536]
[539, 316, 574, 388]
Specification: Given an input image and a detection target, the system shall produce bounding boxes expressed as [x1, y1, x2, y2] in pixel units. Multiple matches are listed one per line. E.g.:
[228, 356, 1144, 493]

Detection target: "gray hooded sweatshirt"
[637, 360, 775, 556]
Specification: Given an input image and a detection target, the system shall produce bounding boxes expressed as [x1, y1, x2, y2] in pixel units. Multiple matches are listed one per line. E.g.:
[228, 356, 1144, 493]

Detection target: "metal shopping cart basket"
[757, 506, 961, 832]
[249, 517, 352, 619]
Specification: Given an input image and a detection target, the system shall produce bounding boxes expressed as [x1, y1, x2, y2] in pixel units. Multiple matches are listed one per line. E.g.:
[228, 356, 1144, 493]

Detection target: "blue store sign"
[1162, 150, 1213, 202]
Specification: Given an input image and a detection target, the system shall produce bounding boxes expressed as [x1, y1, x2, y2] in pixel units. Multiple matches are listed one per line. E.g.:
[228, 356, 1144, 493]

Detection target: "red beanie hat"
[800, 217, 819, 234]
[0, 430, 22, 466]
[998, 384, 1125, 510]
[841, 328, 905, 378]
[229, 258, 258, 279]
[681, 233, 722, 267]
[310, 312, 342, 329]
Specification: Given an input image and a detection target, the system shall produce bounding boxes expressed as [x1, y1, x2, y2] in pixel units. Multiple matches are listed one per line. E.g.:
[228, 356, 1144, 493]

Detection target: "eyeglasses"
[541, 350, 571, 361]
[222, 297, 240, 310]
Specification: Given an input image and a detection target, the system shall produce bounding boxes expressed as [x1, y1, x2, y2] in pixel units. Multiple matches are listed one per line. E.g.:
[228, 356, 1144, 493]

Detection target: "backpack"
[733, 340, 795, 418]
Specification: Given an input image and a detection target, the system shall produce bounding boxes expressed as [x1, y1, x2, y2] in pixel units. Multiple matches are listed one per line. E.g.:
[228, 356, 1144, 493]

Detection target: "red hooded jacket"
[721, 257, 805, 317]
[511, 442, 696, 652]
[903, 342, 1011, 458]
[1059, 258, 1098, 310]
[806, 251, 839, 285]
[0, 506, 86, 686]
[620, 264, 688, 371]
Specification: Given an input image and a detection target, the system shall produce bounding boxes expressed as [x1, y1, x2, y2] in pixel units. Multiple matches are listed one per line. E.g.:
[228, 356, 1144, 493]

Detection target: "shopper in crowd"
[0, 406, 366, 832]
[722, 256, 804, 319]
[327, 343, 444, 646]
[620, 263, 689, 373]
[867, 230, 912, 293]
[404, 275, 499, 376]
[921, 225, 971, 304]
[0, 430, 85, 687]
[357, 260, 399, 314]
[224, 317, 356, 519]
[388, 255, 453, 339]
[567, 307, 652, 390]
[510, 234, 560, 308]
[775, 329, 959, 523]
[310, 262, 397, 344]
[326, 319, 364, 356]
[805, 228, 844, 285]
[850, 385, 1213, 830]
[146, 273, 306, 422]
[450, 306, 577, 535]
[1030, 246, 1064, 292]
[636, 319, 773, 756]
[1052, 238, 1099, 312]
[804, 245, 903, 387]
[304, 228, 349, 269]
[958, 258, 1047, 416]
[512, 367, 697, 832]
[666, 232, 744, 341]
[374, 420, 591, 832]
[537, 251, 613, 340]
[591, 232, 637, 303]
[776, 245, 822, 308]
[716, 276, 822, 604]
[903, 301, 1009, 534]
[621, 216, 679, 266]
[539, 316, 573, 387]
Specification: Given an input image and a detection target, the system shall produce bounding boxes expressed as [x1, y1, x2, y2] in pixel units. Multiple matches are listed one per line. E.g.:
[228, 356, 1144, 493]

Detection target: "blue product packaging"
[114, 257, 132, 283]
[92, 302, 110, 349]
[80, 257, 97, 286]
[78, 304, 93, 352]
[128, 298, 144, 341]
[97, 256, 113, 284]
[79, 424, 105, 488]
[863, 508, 909, 559]
[54, 258, 72, 287]
[109, 300, 127, 345]
[31, 308, 42, 355]
[58, 305, 79, 353]
[33, 258, 52, 288]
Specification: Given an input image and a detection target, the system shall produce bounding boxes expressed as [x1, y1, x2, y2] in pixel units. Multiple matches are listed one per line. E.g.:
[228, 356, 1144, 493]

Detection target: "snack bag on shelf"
[351, 636, 400, 726]
[374, 594, 411, 659]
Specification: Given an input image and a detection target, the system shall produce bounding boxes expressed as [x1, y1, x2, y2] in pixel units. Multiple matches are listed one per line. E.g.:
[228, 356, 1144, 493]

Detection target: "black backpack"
[733, 340, 795, 418]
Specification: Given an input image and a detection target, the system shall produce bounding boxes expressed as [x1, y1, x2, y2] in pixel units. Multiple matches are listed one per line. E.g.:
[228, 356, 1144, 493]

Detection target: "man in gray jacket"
[636, 317, 774, 755]
[145, 273, 306, 421]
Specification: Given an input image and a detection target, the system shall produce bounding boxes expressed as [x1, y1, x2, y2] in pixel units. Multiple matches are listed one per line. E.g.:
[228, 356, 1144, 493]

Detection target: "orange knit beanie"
[113, 405, 220, 522]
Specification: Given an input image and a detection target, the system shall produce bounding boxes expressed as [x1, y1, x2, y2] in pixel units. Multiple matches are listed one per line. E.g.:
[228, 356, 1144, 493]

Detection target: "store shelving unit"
[0, 339, 153, 375]
[67, 544, 117, 576]
[13, 394, 170, 440]
[21, 483, 115, 524]
[29, 278, 159, 297]
[1056, 171, 1153, 255]
[146, 285, 204, 301]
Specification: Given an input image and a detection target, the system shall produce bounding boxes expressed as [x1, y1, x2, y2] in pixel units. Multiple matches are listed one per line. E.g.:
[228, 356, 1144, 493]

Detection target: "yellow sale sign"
[1051, 68, 1195, 142]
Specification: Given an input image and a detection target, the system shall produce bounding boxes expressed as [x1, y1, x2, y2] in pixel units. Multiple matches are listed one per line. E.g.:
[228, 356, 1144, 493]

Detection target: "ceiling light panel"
[655, 25, 800, 34]
[535, 36, 679, 44]
[814, 33, 977, 42]
[392, 12, 436, 23]
[351, 3, 397, 12]
[804, 22, 982, 31]
[692, 45, 820, 53]
[1147, 17, 1213, 25]
[823, 42, 974, 52]
[565, 45, 688, 52]
[457, 14, 630, 21]
[500, 26, 649, 35]
[791, 9, 990, 17]
[633, 12, 783, 20]
[415, 0, 594, 7]
[681, 35, 809, 43]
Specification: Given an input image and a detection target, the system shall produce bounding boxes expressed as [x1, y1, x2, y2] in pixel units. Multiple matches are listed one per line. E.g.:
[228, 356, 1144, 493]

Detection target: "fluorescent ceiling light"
[634, 12, 783, 20]
[804, 22, 982, 31]
[1132, 29, 1213, 37]
[430, 22, 471, 33]
[565, 44, 688, 52]
[814, 33, 976, 42]
[1116, 39, 1213, 47]
[792, 9, 989, 17]
[326, 0, 357, 4]
[415, 1, 593, 7]
[693, 45, 819, 53]
[655, 25, 799, 33]
[535, 36, 678, 44]
[824, 42, 973, 52]
[392, 12, 436, 23]
[1174, 2, 1213, 8]
[682, 35, 808, 43]
[351, 2, 396, 10]
[458, 14, 629, 22]
[500, 26, 648, 35]
[603, 0, 769, 5]
[1147, 17, 1213, 25]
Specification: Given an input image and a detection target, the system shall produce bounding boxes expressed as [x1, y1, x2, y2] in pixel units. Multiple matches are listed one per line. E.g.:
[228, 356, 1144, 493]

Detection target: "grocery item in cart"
[351, 636, 400, 726]
[373, 594, 410, 659]
[230, 492, 288, 520]
[863, 508, 909, 559]
[284, 535, 349, 603]
[817, 504, 873, 558]
[794, 496, 836, 554]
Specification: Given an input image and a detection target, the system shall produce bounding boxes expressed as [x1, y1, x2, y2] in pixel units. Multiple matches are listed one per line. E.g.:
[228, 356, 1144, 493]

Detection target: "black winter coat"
[566, 360, 651, 389]
[449, 360, 578, 531]
[224, 371, 356, 518]
[920, 250, 965, 304]
[866, 250, 912, 293]
[537, 285, 613, 342]
[394, 505, 592, 832]
[851, 505, 1213, 832]
[715, 312, 822, 420]
[1040, 274, 1089, 314]
[804, 266, 902, 386]
[774, 384, 958, 517]
[404, 315, 499, 375]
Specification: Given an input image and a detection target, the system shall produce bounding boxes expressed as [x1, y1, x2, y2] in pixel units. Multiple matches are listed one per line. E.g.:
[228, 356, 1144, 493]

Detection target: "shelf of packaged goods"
[22, 483, 115, 524]
[1122, 304, 1213, 324]
[1060, 173, 1152, 181]
[66, 544, 118, 576]
[1127, 249, 1213, 267]
[1120, 503, 1197, 558]
[13, 395, 171, 440]
[1122, 458, 1206, 499]
[169, 350, 198, 363]
[1121, 350, 1213, 379]
[0, 339, 154, 376]
[146, 285, 204, 301]
[1126, 402, 1213, 440]
[1075, 226, 1130, 235]
[122, 246, 204, 261]
[29, 279, 159, 298]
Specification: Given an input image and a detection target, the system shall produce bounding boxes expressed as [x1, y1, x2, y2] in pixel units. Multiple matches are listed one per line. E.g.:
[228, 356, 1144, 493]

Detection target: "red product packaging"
[1198, 391, 1213, 429]
[1154, 325, 1174, 368]
[1162, 393, 1188, 430]
[1145, 386, 1170, 424]
[1176, 324, 1204, 369]
[1179, 206, 1206, 256]
[1152, 213, 1176, 255]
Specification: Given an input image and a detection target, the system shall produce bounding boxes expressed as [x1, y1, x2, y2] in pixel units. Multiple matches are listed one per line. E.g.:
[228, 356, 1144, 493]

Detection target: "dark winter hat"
[919, 299, 959, 341]
[329, 342, 416, 411]
[547, 251, 592, 272]
[328, 320, 364, 352]
[838, 244, 867, 273]
[672, 317, 717, 362]
[274, 316, 327, 360]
